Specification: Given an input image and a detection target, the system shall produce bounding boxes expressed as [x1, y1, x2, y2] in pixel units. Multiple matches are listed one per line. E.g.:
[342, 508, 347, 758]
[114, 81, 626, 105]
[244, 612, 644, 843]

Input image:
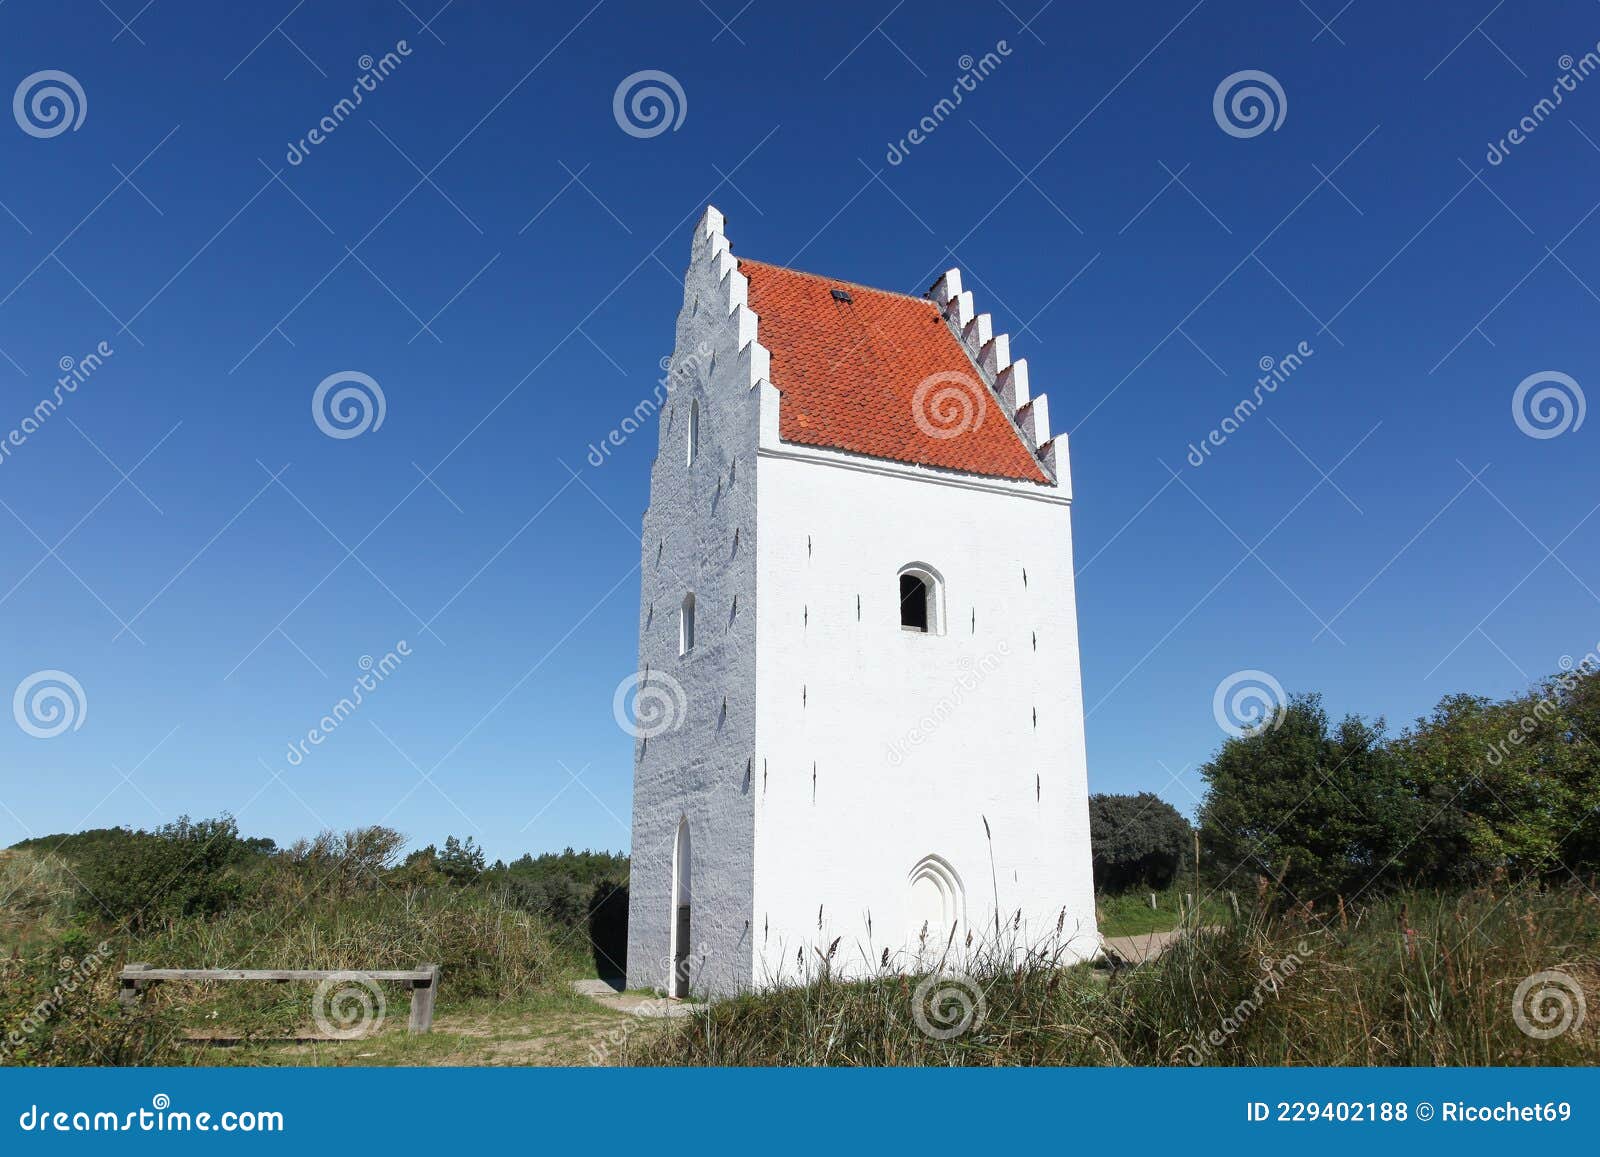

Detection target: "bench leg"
[119, 963, 150, 1009]
[408, 964, 439, 1034]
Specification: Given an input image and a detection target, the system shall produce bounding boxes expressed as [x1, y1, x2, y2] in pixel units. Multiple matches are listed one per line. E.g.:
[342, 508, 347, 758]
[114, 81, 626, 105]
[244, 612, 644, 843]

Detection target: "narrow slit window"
[680, 593, 696, 654]
[686, 399, 700, 465]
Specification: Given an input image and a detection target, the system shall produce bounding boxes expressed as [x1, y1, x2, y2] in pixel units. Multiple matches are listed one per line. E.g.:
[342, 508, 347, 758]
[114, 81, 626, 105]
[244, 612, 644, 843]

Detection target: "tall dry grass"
[631, 883, 1600, 1066]
[0, 849, 569, 1064]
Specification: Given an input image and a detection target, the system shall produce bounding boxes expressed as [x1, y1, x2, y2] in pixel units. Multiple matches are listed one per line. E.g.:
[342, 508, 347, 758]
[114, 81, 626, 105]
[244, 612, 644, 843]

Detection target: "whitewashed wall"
[750, 421, 1099, 985]
[629, 208, 1099, 997]
[626, 208, 764, 996]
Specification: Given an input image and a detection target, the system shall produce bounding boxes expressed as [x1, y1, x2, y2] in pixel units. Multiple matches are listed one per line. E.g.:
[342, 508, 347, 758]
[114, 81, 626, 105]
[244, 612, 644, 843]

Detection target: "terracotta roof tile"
[739, 258, 1050, 484]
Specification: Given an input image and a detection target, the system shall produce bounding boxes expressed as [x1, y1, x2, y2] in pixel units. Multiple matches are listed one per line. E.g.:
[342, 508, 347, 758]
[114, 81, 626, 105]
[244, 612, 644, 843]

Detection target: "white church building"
[626, 206, 1098, 997]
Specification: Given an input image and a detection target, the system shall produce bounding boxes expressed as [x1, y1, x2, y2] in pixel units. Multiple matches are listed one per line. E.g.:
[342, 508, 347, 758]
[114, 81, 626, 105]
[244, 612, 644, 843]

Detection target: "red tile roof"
[739, 259, 1051, 484]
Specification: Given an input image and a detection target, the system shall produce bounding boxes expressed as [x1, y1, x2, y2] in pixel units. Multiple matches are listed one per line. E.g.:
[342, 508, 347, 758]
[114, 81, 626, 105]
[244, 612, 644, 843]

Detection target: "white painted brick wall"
[629, 208, 1098, 997]
[626, 209, 762, 996]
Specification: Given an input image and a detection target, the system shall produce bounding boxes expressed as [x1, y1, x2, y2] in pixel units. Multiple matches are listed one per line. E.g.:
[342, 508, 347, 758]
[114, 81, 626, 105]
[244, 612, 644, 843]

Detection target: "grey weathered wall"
[626, 208, 764, 996]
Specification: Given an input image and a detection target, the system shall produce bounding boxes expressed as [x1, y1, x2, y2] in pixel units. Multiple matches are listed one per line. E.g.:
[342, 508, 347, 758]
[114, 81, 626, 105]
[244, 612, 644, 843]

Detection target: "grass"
[634, 882, 1600, 1066]
[199, 990, 635, 1067]
[0, 847, 593, 1066]
[1096, 884, 1228, 938]
[9, 839, 1599, 1068]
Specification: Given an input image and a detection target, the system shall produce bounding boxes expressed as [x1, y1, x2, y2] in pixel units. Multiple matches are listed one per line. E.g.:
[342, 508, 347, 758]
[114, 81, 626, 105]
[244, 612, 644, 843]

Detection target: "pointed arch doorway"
[669, 818, 692, 997]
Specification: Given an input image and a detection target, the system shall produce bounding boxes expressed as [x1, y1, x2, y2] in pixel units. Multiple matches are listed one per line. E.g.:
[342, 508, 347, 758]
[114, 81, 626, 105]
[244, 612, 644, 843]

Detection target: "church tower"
[626, 206, 1098, 996]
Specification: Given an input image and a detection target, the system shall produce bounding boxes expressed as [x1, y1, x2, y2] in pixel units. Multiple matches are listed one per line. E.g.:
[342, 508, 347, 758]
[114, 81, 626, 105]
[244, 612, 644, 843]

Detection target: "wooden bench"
[117, 964, 441, 1034]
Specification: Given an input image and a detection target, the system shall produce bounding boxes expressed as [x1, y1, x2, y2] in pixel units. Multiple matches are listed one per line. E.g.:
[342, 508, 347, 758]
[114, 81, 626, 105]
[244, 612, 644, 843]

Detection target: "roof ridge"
[736, 256, 936, 306]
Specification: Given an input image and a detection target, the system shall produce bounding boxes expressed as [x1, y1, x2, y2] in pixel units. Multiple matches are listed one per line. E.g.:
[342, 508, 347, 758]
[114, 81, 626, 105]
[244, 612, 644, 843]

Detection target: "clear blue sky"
[1, 1, 1596, 861]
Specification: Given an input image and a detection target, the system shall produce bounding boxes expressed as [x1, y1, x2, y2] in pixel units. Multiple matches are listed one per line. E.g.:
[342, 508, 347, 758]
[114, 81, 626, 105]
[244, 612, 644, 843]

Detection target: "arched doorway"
[669, 818, 692, 997]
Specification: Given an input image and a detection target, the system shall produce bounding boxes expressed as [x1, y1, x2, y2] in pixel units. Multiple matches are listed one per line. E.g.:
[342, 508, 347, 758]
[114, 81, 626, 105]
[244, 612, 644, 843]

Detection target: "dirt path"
[1102, 926, 1215, 963]
[570, 977, 700, 1018]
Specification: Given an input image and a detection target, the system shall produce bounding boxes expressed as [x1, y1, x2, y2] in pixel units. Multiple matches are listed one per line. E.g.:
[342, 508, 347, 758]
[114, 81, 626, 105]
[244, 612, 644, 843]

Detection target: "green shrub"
[67, 816, 265, 931]
[1089, 793, 1191, 891]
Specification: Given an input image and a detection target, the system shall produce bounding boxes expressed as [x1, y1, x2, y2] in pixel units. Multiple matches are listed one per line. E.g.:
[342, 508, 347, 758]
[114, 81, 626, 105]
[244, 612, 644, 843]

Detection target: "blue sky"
[0, 0, 1596, 861]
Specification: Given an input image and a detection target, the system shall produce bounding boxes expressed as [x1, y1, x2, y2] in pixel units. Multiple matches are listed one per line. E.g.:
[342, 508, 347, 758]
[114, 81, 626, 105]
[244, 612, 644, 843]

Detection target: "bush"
[486, 848, 629, 928]
[1198, 669, 1600, 903]
[1088, 792, 1191, 891]
[68, 816, 265, 931]
[0, 935, 182, 1067]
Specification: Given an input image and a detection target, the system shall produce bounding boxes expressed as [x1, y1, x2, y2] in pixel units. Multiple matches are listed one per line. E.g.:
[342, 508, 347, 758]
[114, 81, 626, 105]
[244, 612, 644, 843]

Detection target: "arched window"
[898, 564, 943, 634]
[686, 399, 700, 465]
[907, 854, 965, 952]
[679, 593, 696, 655]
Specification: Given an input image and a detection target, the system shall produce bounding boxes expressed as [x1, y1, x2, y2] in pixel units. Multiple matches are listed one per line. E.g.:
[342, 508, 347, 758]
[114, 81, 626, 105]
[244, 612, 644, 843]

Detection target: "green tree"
[1390, 669, 1600, 882]
[1198, 694, 1415, 903]
[438, 835, 486, 885]
[1087, 792, 1191, 891]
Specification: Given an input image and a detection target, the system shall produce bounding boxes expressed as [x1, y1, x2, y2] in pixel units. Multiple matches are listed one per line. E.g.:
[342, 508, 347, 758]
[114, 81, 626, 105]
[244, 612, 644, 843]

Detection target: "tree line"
[1091, 664, 1600, 905]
